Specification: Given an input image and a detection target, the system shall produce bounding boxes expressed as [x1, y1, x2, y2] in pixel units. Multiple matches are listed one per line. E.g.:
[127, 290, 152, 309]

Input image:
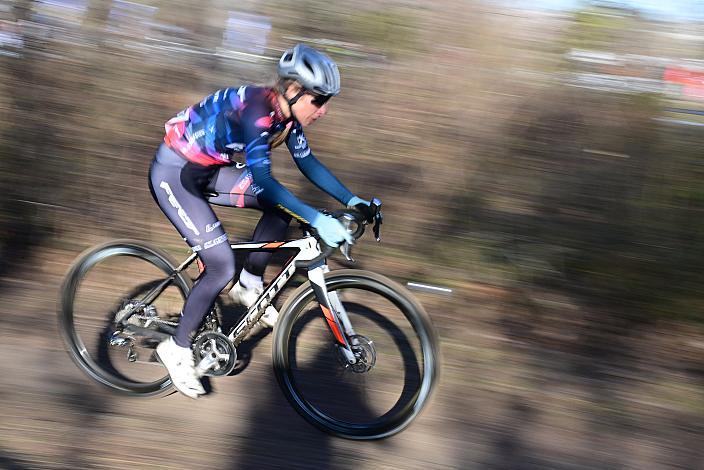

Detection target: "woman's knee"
[198, 245, 236, 288]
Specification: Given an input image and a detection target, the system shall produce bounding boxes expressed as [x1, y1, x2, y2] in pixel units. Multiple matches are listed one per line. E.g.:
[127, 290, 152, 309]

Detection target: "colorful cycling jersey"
[164, 85, 354, 224]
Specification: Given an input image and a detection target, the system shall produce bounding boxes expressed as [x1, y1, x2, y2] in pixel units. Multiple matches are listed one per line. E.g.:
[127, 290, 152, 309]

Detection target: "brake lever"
[339, 213, 357, 262]
[371, 197, 383, 242]
[373, 214, 382, 242]
[340, 241, 354, 262]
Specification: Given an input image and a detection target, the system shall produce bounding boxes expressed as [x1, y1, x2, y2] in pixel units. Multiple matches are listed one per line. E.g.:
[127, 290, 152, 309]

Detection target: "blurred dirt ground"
[2, 247, 704, 469]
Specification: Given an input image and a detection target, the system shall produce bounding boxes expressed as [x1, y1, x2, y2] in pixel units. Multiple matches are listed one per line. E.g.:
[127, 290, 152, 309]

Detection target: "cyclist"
[149, 44, 375, 399]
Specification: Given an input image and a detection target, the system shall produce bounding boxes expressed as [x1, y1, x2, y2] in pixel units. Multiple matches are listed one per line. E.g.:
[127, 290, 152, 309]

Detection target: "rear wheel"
[272, 269, 440, 439]
[58, 240, 191, 397]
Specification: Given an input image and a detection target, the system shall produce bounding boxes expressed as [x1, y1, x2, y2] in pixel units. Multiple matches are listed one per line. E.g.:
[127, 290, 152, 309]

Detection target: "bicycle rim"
[59, 240, 191, 397]
[273, 270, 439, 439]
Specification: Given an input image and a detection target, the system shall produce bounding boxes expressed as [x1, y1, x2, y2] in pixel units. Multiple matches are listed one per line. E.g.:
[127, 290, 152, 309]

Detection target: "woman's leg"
[149, 145, 235, 347]
[207, 164, 292, 281]
[244, 210, 292, 278]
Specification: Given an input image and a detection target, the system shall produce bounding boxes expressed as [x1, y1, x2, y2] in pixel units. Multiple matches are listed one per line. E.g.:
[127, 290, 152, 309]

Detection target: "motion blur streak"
[2, 0, 704, 468]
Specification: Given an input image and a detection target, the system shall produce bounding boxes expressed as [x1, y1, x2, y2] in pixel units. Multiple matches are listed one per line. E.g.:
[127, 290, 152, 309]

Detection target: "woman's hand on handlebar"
[347, 196, 376, 223]
[311, 213, 354, 248]
[346, 196, 383, 241]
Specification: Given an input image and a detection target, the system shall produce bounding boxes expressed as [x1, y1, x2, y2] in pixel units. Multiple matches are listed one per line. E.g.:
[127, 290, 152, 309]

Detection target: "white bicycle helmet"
[278, 44, 341, 96]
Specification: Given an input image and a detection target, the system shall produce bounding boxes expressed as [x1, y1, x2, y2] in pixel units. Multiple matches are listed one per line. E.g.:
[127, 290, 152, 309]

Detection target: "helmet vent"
[303, 58, 314, 73]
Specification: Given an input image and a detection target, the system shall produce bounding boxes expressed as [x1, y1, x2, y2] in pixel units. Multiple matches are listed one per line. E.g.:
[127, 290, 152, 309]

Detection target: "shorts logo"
[159, 181, 200, 236]
[235, 172, 253, 192]
[192, 234, 228, 252]
[205, 234, 228, 249]
[205, 221, 221, 233]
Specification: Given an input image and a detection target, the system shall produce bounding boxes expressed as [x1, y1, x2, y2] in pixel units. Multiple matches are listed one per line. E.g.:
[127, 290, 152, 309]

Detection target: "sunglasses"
[310, 93, 332, 108]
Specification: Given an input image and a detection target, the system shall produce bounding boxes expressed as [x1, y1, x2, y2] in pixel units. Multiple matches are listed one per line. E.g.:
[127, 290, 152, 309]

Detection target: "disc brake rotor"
[336, 334, 376, 373]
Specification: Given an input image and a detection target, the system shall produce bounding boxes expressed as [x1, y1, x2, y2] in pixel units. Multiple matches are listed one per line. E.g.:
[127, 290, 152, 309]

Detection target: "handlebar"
[295, 198, 383, 269]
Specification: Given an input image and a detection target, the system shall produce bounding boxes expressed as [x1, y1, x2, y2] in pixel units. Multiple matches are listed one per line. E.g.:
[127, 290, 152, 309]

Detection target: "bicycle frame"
[169, 235, 360, 363]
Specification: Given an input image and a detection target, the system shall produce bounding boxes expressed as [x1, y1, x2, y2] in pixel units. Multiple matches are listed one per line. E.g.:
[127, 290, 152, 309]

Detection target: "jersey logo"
[293, 132, 311, 158]
[295, 134, 307, 149]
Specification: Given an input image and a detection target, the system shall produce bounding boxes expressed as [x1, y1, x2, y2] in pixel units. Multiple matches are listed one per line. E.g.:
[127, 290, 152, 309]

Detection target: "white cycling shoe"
[156, 337, 205, 399]
[228, 281, 262, 307]
[228, 281, 279, 328]
[259, 306, 280, 329]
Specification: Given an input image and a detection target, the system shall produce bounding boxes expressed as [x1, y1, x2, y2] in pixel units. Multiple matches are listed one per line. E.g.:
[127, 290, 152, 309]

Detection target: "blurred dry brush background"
[4, 0, 704, 468]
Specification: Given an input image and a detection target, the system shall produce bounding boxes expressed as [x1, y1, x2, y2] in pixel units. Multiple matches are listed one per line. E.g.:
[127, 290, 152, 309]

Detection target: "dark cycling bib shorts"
[149, 144, 290, 347]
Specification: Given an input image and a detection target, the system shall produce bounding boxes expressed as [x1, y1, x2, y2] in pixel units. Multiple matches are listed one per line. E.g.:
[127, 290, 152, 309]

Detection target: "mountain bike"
[58, 201, 439, 440]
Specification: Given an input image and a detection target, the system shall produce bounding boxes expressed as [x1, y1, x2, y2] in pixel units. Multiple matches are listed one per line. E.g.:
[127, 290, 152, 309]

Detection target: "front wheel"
[272, 269, 440, 440]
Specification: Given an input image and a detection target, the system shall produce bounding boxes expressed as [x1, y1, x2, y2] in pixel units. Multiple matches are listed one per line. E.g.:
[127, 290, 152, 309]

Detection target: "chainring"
[193, 331, 237, 377]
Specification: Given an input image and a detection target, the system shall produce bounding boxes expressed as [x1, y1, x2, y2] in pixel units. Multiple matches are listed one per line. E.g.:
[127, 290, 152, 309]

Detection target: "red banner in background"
[664, 67, 704, 99]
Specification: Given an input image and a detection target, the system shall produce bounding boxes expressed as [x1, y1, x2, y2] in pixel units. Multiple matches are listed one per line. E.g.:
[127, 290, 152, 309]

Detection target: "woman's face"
[291, 92, 330, 127]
